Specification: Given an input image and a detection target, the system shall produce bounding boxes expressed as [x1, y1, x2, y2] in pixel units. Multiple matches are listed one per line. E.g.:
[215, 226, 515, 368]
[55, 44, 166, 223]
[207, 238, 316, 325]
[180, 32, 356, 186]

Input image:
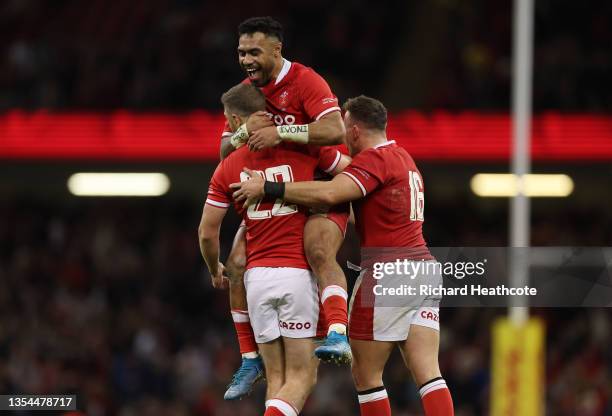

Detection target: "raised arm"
[247, 110, 345, 151]
[220, 111, 275, 159]
[297, 110, 345, 146]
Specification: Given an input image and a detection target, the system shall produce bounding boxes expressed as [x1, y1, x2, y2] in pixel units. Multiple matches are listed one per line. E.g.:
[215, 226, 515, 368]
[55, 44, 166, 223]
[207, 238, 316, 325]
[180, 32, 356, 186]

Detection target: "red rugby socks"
[264, 399, 298, 416]
[358, 386, 391, 416]
[321, 285, 348, 333]
[420, 377, 454, 416]
[231, 309, 258, 355]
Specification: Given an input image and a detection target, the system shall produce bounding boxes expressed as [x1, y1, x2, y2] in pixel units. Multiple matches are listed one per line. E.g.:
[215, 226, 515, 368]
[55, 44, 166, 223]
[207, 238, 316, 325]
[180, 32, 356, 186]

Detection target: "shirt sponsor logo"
[279, 125, 307, 134]
[267, 113, 296, 126]
[420, 310, 439, 322]
[279, 320, 312, 330]
[322, 97, 338, 104]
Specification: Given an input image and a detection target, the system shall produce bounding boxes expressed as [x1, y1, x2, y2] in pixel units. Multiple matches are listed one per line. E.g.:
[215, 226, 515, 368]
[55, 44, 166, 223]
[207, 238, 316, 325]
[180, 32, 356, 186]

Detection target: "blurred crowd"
[425, 0, 611, 111]
[0, 0, 400, 111]
[0, 197, 611, 415]
[0, 0, 610, 111]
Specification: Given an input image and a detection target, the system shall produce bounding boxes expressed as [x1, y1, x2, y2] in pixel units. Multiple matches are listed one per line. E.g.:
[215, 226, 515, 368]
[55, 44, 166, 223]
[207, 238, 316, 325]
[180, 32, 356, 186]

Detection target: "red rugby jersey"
[221, 59, 341, 138]
[340, 140, 432, 258]
[220, 59, 344, 176]
[207, 143, 340, 270]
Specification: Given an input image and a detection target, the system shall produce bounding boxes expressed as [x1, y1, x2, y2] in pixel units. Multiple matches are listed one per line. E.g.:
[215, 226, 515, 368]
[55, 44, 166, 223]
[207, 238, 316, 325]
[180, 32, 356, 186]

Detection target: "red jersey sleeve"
[305, 145, 342, 174]
[206, 161, 231, 209]
[299, 69, 341, 121]
[340, 149, 386, 196]
[317, 146, 342, 174]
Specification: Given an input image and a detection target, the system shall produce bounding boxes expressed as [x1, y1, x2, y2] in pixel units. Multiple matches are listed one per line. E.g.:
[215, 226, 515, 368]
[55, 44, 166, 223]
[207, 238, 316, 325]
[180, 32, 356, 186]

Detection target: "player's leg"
[264, 337, 319, 416]
[350, 339, 394, 416]
[264, 268, 320, 415]
[257, 339, 285, 401]
[304, 214, 348, 327]
[224, 234, 264, 401]
[398, 318, 454, 416]
[304, 213, 351, 364]
[227, 225, 258, 355]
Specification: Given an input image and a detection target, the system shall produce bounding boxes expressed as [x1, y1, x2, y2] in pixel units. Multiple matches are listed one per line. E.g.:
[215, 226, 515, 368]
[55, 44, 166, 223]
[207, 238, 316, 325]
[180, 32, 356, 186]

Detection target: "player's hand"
[246, 111, 273, 132]
[248, 126, 281, 151]
[211, 262, 229, 289]
[230, 168, 265, 208]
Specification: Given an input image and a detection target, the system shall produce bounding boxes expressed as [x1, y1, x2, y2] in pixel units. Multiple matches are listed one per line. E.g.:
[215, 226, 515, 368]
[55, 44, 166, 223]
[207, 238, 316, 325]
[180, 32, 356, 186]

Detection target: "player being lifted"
[200, 83, 345, 416]
[232, 96, 455, 416]
[219, 16, 352, 400]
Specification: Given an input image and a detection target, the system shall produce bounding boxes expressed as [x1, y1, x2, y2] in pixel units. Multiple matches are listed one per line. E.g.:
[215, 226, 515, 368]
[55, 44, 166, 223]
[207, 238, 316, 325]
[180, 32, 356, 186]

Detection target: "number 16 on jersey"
[409, 170, 424, 221]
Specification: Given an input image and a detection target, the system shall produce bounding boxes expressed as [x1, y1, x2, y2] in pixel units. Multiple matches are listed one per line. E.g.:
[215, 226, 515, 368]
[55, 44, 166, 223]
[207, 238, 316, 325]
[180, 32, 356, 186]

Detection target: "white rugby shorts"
[244, 267, 320, 343]
[349, 260, 442, 341]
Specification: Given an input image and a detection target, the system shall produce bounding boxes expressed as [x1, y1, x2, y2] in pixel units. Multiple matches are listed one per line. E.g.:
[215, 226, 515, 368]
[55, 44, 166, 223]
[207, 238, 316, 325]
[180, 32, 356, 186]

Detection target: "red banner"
[1, 111, 611, 161]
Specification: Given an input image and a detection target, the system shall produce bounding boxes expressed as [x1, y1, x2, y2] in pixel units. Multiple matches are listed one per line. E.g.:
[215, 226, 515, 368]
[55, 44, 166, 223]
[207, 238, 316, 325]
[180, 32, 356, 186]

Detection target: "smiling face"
[238, 32, 281, 87]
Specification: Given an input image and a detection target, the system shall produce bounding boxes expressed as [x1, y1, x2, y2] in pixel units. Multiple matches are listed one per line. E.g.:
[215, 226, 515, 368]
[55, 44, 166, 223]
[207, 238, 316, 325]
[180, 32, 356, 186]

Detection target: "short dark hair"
[238, 16, 283, 43]
[221, 84, 266, 117]
[343, 95, 387, 131]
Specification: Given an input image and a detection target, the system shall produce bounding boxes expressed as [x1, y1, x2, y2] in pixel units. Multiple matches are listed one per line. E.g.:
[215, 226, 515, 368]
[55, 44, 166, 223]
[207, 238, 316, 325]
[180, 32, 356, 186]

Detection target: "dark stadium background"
[1, 1, 611, 415]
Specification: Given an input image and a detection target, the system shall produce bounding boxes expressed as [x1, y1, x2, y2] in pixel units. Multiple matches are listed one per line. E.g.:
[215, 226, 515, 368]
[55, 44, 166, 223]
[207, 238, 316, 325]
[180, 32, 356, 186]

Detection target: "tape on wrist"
[230, 124, 249, 148]
[277, 124, 309, 144]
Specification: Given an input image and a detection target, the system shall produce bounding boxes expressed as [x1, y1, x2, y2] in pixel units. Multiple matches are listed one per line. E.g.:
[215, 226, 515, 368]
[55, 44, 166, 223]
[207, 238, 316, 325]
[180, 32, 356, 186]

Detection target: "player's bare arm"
[198, 204, 230, 289]
[231, 168, 362, 208]
[247, 110, 345, 151]
[229, 152, 351, 206]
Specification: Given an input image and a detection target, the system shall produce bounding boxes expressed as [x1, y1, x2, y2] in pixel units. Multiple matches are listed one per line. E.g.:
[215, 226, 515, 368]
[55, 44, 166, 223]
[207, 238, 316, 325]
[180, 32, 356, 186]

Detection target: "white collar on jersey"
[275, 59, 292, 85]
[374, 140, 396, 149]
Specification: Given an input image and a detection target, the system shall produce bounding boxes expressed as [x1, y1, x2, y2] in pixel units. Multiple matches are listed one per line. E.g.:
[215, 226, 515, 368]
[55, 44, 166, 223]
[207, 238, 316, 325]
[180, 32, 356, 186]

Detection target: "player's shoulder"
[372, 140, 404, 156]
[380, 141, 419, 171]
[220, 146, 250, 170]
[353, 141, 400, 166]
[290, 61, 326, 84]
[289, 61, 308, 73]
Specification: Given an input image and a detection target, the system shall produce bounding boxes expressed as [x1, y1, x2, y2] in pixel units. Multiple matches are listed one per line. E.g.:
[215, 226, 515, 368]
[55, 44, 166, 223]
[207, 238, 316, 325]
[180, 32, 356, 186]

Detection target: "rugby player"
[199, 83, 345, 416]
[231, 96, 455, 416]
[220, 16, 353, 399]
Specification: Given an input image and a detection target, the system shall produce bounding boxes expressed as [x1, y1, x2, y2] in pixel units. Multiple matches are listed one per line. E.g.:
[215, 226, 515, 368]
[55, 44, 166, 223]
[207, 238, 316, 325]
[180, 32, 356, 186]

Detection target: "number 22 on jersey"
[240, 165, 298, 220]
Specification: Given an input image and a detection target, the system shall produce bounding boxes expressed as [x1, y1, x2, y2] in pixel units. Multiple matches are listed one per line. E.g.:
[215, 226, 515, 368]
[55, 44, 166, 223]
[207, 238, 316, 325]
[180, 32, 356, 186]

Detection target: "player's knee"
[305, 242, 332, 272]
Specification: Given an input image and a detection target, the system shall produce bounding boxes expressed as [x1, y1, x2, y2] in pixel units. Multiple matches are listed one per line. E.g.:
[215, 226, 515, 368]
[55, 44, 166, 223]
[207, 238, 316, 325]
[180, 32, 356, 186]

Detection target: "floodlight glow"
[471, 174, 573, 197]
[68, 173, 170, 196]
